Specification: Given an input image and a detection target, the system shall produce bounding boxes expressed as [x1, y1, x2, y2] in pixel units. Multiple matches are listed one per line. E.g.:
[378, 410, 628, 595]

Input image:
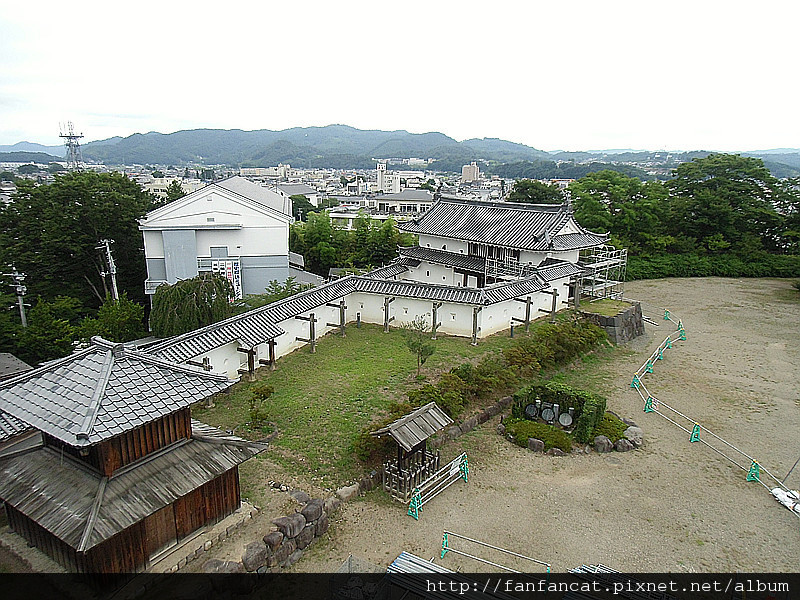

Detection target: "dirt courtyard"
[285, 277, 800, 573]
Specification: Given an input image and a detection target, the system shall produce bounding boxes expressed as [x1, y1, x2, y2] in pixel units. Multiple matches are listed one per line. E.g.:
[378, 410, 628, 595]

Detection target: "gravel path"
[292, 277, 800, 573]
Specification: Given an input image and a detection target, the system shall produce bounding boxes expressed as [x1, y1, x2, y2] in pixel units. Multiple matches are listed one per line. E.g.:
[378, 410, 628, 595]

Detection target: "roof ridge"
[77, 476, 108, 552]
[76, 349, 115, 442]
[0, 344, 97, 390]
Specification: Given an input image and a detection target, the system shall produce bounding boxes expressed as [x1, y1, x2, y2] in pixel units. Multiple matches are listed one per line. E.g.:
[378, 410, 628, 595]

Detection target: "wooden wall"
[4, 467, 241, 574]
[43, 408, 192, 477]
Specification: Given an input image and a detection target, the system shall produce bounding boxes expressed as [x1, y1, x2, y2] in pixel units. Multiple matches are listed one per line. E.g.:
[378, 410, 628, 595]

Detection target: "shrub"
[627, 253, 800, 280]
[592, 412, 628, 443]
[504, 319, 606, 373]
[511, 381, 599, 422]
[248, 382, 274, 430]
[504, 419, 572, 452]
[407, 376, 466, 418]
[352, 401, 415, 463]
[573, 393, 607, 443]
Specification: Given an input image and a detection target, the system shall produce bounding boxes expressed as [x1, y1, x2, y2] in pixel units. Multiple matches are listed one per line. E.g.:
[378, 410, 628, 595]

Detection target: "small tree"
[401, 315, 435, 377]
[165, 180, 187, 202]
[78, 292, 146, 343]
[248, 382, 274, 431]
[150, 274, 235, 337]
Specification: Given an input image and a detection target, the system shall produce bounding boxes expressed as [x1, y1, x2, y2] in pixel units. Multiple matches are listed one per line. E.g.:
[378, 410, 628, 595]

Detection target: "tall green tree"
[78, 293, 146, 343]
[507, 179, 564, 204]
[14, 297, 78, 365]
[149, 274, 235, 337]
[0, 171, 153, 308]
[667, 154, 784, 254]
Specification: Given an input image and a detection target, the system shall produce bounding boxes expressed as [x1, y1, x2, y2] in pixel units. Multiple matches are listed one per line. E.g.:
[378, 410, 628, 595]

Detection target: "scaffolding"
[578, 245, 627, 300]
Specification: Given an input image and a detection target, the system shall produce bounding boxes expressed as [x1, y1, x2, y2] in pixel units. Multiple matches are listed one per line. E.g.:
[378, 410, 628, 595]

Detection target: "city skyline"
[1, 0, 798, 153]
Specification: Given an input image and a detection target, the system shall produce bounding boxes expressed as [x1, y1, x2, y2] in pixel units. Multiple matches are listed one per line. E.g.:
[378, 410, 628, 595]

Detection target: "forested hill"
[77, 125, 550, 168]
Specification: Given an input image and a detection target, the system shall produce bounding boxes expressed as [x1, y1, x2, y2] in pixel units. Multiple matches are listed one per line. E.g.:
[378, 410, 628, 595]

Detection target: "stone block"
[594, 435, 613, 453]
[301, 498, 324, 522]
[203, 559, 244, 574]
[269, 539, 296, 567]
[460, 416, 478, 434]
[242, 541, 267, 572]
[263, 531, 283, 551]
[496, 423, 506, 436]
[623, 426, 644, 448]
[615, 439, 634, 452]
[272, 513, 306, 539]
[315, 513, 329, 537]
[323, 496, 342, 515]
[337, 484, 360, 502]
[527, 438, 545, 452]
[290, 489, 311, 504]
[295, 524, 315, 550]
[284, 549, 304, 568]
[546, 448, 566, 456]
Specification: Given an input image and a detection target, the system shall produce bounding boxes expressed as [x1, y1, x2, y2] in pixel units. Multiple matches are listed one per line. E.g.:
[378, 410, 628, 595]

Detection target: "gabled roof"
[536, 257, 585, 281]
[399, 246, 485, 273]
[0, 337, 234, 447]
[0, 421, 266, 552]
[139, 176, 292, 229]
[399, 197, 607, 251]
[370, 402, 453, 452]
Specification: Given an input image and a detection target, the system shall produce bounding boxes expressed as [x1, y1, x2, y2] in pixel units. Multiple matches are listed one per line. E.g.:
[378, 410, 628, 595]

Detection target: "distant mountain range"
[1, 126, 799, 177]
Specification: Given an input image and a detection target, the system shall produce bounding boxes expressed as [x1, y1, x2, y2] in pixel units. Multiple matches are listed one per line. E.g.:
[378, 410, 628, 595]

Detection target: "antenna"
[59, 121, 84, 171]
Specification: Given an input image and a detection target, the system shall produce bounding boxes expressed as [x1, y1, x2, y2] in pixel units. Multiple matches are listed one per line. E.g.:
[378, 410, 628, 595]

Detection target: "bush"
[627, 253, 800, 280]
[352, 401, 415, 463]
[573, 393, 607, 443]
[248, 382, 274, 430]
[511, 381, 601, 424]
[407, 375, 466, 418]
[504, 319, 606, 373]
[504, 419, 572, 452]
[592, 412, 628, 443]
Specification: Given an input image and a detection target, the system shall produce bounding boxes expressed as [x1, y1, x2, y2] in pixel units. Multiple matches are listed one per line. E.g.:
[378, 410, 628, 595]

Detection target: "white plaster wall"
[405, 262, 456, 286]
[143, 230, 164, 258]
[417, 235, 468, 254]
[195, 224, 287, 257]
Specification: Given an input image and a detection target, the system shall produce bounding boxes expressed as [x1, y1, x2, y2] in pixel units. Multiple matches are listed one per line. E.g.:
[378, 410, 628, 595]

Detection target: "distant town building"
[461, 162, 480, 183]
[376, 162, 401, 194]
[143, 177, 205, 200]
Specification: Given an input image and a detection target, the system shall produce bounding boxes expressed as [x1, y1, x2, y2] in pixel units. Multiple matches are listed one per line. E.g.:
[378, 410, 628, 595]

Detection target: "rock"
[615, 439, 634, 452]
[584, 444, 592, 454]
[272, 513, 306, 539]
[301, 498, 324, 522]
[460, 416, 478, 434]
[203, 559, 244, 574]
[241, 541, 267, 572]
[284, 549, 304, 568]
[359, 475, 375, 491]
[289, 489, 311, 504]
[336, 483, 360, 502]
[268, 539, 296, 567]
[295, 524, 315, 549]
[527, 438, 545, 452]
[323, 496, 341, 515]
[546, 448, 566, 456]
[263, 531, 283, 551]
[446, 425, 461, 440]
[485, 404, 500, 418]
[623, 426, 644, 448]
[622, 417, 639, 428]
[496, 423, 506, 436]
[594, 435, 613, 453]
[476, 411, 490, 424]
[498, 395, 513, 408]
[315, 512, 329, 537]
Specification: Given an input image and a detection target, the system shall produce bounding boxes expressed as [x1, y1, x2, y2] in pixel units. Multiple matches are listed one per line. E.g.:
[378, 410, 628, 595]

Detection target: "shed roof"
[399, 246, 485, 273]
[400, 197, 607, 251]
[0, 421, 266, 552]
[0, 337, 234, 447]
[370, 402, 453, 452]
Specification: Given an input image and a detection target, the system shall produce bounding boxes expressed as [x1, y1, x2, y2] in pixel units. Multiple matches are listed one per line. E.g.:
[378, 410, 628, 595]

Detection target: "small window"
[426, 271, 430, 277]
[451, 313, 456, 321]
[443, 276, 446, 281]
[207, 217, 215, 222]
[442, 244, 447, 250]
[359, 303, 364, 309]
[403, 307, 408, 314]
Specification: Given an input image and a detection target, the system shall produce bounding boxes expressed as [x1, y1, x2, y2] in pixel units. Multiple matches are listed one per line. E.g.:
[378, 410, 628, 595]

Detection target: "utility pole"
[3, 267, 28, 327]
[96, 239, 119, 301]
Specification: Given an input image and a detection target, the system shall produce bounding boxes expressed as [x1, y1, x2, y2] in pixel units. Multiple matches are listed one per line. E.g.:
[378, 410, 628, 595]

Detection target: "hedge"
[627, 253, 800, 280]
[504, 419, 573, 452]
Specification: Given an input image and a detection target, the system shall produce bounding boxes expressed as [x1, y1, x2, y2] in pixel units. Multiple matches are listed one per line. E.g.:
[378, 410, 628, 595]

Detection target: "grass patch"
[592, 412, 628, 443]
[194, 323, 520, 489]
[581, 298, 632, 317]
[504, 419, 573, 452]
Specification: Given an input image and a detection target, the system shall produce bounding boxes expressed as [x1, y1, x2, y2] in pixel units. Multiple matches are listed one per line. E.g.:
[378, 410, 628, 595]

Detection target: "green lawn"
[581, 298, 632, 317]
[193, 323, 520, 489]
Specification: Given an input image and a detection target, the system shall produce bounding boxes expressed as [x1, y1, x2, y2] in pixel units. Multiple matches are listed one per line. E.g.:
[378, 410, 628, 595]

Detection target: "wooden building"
[0, 337, 266, 574]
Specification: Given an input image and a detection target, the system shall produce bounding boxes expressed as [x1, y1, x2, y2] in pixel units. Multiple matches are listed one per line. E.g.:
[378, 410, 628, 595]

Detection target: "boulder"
[268, 539, 296, 567]
[594, 435, 613, 453]
[241, 541, 267, 572]
[323, 496, 341, 515]
[446, 426, 462, 440]
[527, 438, 545, 453]
[476, 410, 490, 424]
[263, 531, 283, 551]
[336, 484, 360, 502]
[315, 512, 329, 537]
[546, 448, 566, 457]
[301, 498, 324, 522]
[460, 416, 478, 434]
[615, 439, 635, 452]
[289, 489, 311, 504]
[272, 513, 306, 539]
[485, 404, 500, 418]
[295, 524, 315, 550]
[496, 423, 506, 436]
[623, 426, 644, 448]
[203, 559, 244, 574]
[498, 395, 513, 408]
[284, 549, 304, 568]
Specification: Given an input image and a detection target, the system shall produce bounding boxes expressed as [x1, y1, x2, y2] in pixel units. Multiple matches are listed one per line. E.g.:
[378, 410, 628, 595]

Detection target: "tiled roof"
[215, 176, 291, 215]
[0, 410, 29, 442]
[0, 338, 234, 447]
[370, 402, 453, 452]
[400, 197, 607, 251]
[363, 259, 418, 280]
[550, 231, 608, 250]
[0, 353, 31, 381]
[536, 257, 585, 281]
[399, 246, 485, 272]
[0, 421, 266, 551]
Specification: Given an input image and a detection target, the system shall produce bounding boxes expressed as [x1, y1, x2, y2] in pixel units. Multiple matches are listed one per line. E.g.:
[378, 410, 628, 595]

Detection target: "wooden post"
[550, 289, 559, 323]
[295, 313, 317, 353]
[471, 306, 482, 346]
[326, 300, 347, 337]
[259, 340, 277, 370]
[236, 347, 257, 381]
[574, 278, 582, 309]
[384, 297, 395, 333]
[525, 296, 531, 332]
[431, 302, 442, 340]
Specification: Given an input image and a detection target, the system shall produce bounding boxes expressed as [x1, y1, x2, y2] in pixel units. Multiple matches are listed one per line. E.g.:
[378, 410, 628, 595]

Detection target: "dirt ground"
[282, 277, 800, 573]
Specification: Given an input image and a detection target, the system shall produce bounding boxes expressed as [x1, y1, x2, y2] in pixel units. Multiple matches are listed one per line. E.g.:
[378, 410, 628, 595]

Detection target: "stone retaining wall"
[581, 302, 644, 344]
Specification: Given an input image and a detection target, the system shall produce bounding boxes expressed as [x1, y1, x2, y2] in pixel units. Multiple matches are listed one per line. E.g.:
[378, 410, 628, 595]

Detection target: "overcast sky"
[1, 0, 797, 152]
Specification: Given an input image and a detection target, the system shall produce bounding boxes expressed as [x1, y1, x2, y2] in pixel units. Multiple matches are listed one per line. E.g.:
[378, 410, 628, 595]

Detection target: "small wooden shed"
[370, 402, 452, 502]
[0, 337, 266, 574]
